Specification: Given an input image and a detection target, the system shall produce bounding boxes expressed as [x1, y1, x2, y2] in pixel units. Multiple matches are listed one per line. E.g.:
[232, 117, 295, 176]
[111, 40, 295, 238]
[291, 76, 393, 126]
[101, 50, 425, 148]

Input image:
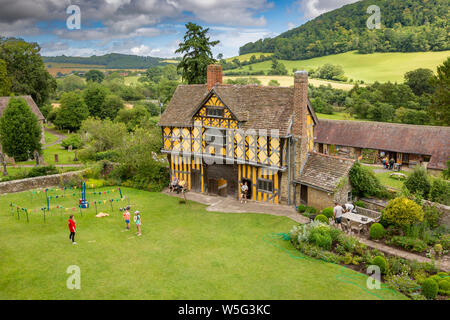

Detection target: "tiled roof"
[298, 152, 355, 192]
[0, 96, 45, 121]
[315, 119, 450, 170]
[158, 84, 317, 136]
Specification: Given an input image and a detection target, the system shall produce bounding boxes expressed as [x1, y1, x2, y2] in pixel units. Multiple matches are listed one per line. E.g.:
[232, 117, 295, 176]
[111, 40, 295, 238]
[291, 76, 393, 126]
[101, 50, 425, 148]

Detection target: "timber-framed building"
[159, 65, 350, 207]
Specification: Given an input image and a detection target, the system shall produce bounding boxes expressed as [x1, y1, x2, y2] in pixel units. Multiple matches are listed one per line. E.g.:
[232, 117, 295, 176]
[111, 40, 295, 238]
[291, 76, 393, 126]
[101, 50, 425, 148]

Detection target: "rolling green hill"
[240, 0, 449, 60]
[224, 50, 450, 83]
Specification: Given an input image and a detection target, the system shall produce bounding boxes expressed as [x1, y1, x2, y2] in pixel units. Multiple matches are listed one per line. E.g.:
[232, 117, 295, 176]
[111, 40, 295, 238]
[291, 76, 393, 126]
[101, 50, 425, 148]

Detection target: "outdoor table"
[342, 212, 375, 234]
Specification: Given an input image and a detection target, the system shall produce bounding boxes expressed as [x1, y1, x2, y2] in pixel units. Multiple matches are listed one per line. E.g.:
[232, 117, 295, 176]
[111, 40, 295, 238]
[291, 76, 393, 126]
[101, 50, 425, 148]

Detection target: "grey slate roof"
[298, 152, 355, 192]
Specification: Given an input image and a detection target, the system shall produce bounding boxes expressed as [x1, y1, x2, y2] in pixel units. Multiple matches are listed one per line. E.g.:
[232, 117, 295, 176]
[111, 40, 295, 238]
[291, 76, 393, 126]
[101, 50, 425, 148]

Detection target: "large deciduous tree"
[54, 92, 89, 131]
[0, 97, 42, 161]
[175, 23, 219, 84]
[0, 37, 56, 107]
[429, 57, 450, 126]
[85, 70, 105, 83]
[404, 68, 435, 96]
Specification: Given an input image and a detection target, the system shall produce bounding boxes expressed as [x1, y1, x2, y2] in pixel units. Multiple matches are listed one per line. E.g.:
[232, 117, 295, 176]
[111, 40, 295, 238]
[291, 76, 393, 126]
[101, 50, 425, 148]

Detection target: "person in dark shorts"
[333, 202, 344, 229]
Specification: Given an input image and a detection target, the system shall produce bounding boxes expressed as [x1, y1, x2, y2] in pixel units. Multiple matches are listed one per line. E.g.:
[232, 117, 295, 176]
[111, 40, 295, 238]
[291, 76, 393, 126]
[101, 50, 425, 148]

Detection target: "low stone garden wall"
[0, 170, 84, 194]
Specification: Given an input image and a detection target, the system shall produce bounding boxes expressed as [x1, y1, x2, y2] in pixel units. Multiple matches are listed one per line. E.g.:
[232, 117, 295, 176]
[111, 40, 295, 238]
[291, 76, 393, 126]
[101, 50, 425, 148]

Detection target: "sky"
[0, 0, 361, 58]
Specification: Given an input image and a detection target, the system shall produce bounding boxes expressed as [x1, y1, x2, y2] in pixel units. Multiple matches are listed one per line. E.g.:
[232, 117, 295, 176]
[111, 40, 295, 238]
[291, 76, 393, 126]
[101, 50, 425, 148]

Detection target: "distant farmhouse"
[0, 96, 46, 149]
[159, 65, 353, 209]
[315, 120, 450, 176]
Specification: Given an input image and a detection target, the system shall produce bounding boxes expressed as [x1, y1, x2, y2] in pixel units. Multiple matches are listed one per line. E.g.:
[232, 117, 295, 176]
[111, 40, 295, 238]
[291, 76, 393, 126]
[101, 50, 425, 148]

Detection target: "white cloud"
[297, 0, 361, 20]
[288, 22, 296, 30]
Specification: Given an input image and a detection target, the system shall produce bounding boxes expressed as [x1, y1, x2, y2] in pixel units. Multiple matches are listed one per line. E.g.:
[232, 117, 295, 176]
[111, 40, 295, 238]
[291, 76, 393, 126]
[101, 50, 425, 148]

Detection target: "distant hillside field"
[224, 50, 450, 83]
[223, 75, 357, 90]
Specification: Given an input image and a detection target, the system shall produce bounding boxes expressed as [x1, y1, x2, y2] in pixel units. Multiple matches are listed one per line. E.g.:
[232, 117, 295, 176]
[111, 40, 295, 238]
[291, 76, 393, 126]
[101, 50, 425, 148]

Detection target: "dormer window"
[207, 107, 224, 118]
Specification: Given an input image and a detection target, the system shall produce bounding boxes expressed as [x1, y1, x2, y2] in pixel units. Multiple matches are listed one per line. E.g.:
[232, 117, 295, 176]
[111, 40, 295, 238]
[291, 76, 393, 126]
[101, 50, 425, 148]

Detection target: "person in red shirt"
[68, 215, 77, 245]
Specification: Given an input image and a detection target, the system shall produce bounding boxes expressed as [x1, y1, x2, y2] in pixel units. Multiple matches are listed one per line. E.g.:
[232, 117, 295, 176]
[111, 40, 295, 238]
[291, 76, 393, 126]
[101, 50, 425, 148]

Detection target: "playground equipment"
[79, 181, 89, 209]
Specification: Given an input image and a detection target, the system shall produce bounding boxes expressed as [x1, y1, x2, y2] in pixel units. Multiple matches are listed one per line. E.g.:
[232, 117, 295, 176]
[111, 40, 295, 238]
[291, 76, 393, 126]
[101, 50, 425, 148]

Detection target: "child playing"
[68, 215, 77, 245]
[134, 211, 142, 236]
[123, 206, 131, 230]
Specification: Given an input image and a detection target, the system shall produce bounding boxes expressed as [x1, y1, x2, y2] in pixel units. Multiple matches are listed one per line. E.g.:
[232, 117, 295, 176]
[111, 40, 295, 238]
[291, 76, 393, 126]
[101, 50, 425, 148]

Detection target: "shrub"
[405, 166, 431, 198]
[387, 236, 428, 253]
[354, 200, 366, 208]
[383, 197, 424, 227]
[423, 206, 442, 229]
[438, 279, 450, 295]
[369, 223, 385, 240]
[61, 134, 83, 149]
[386, 273, 420, 295]
[321, 207, 333, 219]
[314, 214, 329, 224]
[305, 206, 318, 214]
[349, 162, 388, 198]
[27, 165, 58, 178]
[297, 204, 307, 213]
[372, 256, 387, 274]
[421, 278, 438, 299]
[93, 150, 120, 162]
[429, 179, 450, 205]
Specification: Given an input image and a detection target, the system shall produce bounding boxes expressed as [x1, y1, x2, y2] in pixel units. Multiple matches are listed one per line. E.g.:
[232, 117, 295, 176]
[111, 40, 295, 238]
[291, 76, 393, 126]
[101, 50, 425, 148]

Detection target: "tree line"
[239, 0, 449, 60]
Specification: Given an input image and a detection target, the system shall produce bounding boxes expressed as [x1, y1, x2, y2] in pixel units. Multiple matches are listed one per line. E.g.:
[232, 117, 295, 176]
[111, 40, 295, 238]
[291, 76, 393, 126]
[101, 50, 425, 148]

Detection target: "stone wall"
[307, 187, 334, 210]
[0, 171, 84, 194]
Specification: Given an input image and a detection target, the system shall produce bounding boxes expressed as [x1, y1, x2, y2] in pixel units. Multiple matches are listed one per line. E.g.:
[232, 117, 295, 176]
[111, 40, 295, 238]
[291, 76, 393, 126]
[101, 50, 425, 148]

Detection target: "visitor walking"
[68, 215, 77, 245]
[240, 181, 249, 204]
[344, 202, 355, 213]
[389, 157, 395, 170]
[333, 202, 344, 230]
[123, 206, 131, 230]
[134, 211, 142, 236]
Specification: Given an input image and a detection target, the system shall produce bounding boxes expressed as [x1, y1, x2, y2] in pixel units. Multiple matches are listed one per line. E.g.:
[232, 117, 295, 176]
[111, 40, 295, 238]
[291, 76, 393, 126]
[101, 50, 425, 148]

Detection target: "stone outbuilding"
[295, 152, 355, 210]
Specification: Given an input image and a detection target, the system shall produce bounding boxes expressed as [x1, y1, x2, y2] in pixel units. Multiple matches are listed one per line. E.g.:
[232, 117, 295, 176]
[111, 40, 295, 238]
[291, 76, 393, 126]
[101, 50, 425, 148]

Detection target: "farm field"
[45, 62, 147, 77]
[0, 187, 405, 300]
[225, 50, 450, 83]
[224, 75, 356, 90]
[225, 52, 274, 63]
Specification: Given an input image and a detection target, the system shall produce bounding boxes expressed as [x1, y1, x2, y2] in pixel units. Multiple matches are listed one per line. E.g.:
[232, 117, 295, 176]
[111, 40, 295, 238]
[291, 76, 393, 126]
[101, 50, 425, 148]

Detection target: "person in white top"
[344, 203, 355, 213]
[333, 202, 344, 229]
[240, 181, 249, 204]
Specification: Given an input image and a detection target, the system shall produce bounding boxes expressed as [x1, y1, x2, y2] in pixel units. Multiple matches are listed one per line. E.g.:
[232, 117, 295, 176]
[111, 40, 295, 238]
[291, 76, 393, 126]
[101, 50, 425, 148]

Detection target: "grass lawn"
[226, 50, 450, 83]
[43, 130, 60, 146]
[366, 167, 411, 190]
[0, 187, 405, 300]
[316, 112, 359, 121]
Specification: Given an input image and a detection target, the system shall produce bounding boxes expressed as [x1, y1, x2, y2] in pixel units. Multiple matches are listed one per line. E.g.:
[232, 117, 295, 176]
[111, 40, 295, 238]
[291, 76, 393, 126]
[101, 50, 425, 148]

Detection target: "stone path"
[162, 189, 309, 224]
[43, 127, 67, 149]
[163, 189, 448, 272]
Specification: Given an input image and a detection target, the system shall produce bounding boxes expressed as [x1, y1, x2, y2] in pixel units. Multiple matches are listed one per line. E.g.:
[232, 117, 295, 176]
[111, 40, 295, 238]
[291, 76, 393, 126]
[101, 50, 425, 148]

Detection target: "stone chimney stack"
[293, 70, 308, 138]
[207, 64, 223, 90]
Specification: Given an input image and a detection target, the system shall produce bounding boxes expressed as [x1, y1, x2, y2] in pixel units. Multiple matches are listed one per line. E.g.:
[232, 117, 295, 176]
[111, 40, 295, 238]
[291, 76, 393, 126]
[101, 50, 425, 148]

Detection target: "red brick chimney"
[207, 64, 223, 90]
[292, 70, 308, 138]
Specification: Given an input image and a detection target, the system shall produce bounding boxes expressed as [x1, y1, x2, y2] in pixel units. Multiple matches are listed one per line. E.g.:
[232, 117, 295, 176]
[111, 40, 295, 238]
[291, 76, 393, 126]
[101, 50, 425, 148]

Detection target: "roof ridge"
[321, 118, 450, 130]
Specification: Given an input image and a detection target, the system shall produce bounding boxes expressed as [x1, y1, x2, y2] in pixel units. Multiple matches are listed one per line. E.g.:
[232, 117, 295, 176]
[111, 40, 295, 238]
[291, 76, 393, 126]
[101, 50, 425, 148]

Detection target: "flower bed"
[289, 221, 449, 300]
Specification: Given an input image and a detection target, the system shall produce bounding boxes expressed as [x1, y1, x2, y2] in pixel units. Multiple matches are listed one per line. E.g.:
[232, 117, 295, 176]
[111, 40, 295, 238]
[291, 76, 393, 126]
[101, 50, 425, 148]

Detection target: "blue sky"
[0, 0, 360, 58]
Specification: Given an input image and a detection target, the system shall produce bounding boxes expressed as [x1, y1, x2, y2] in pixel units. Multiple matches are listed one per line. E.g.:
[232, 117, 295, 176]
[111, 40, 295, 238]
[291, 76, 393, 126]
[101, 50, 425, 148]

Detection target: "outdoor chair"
[350, 221, 364, 236]
[341, 217, 351, 233]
